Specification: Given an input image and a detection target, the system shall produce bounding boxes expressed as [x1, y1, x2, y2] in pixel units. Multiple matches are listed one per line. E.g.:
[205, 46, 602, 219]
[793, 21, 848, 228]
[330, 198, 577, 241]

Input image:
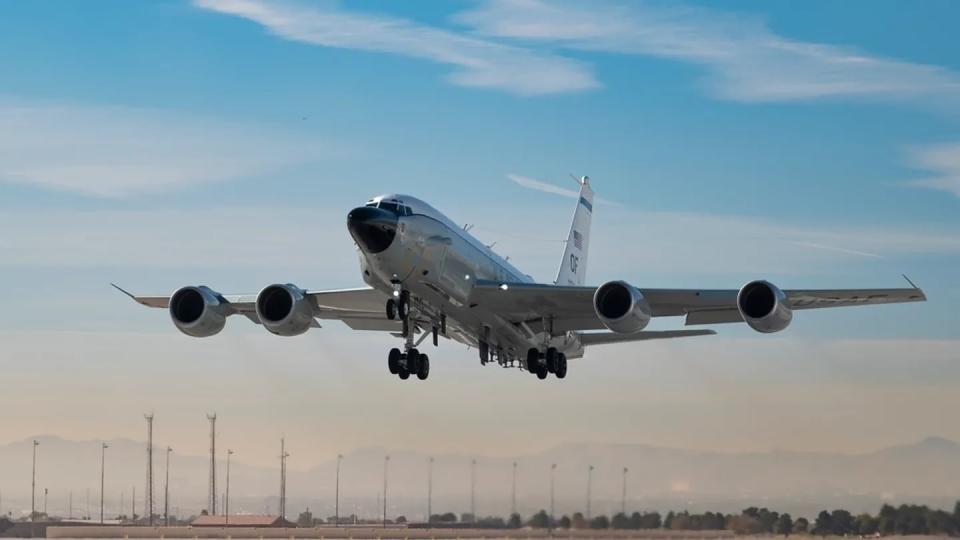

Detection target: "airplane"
[115, 176, 926, 381]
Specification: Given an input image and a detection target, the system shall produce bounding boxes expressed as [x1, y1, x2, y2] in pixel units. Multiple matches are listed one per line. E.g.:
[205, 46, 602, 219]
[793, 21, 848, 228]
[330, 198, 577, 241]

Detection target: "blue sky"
[0, 0, 959, 463]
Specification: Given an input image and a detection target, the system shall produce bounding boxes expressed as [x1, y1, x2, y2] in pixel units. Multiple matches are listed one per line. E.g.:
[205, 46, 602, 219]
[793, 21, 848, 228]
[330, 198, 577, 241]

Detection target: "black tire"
[385, 299, 397, 321]
[479, 341, 489, 365]
[417, 354, 430, 380]
[545, 347, 558, 373]
[536, 363, 548, 380]
[397, 292, 410, 319]
[398, 368, 410, 380]
[407, 348, 420, 373]
[526, 347, 539, 373]
[388, 348, 401, 374]
[556, 353, 567, 379]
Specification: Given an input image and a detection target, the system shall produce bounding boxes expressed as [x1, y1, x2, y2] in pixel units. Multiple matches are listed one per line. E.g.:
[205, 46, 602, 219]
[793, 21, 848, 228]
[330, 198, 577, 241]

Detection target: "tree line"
[417, 501, 960, 535]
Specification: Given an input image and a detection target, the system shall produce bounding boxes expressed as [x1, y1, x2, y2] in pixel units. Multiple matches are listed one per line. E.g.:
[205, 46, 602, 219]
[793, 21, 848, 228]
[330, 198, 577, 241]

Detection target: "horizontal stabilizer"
[580, 329, 716, 346]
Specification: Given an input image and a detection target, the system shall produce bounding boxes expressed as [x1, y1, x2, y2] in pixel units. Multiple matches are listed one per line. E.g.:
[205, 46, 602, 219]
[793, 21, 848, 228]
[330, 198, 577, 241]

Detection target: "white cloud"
[193, 0, 598, 96]
[0, 99, 329, 197]
[507, 173, 580, 198]
[507, 173, 620, 206]
[459, 0, 960, 103]
[907, 142, 960, 197]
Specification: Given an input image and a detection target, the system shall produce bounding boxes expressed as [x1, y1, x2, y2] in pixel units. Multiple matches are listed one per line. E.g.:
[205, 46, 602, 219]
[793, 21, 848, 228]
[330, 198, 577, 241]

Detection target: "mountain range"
[1, 436, 958, 521]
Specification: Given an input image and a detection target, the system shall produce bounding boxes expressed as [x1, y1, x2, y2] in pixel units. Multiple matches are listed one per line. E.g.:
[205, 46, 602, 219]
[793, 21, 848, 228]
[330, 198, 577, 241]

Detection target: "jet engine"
[169, 285, 227, 338]
[737, 280, 793, 333]
[593, 280, 652, 334]
[255, 284, 315, 336]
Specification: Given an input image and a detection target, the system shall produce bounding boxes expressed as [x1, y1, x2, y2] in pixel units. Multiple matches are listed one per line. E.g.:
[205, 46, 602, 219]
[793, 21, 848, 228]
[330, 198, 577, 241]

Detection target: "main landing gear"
[526, 347, 567, 380]
[388, 347, 429, 380]
[385, 290, 431, 380]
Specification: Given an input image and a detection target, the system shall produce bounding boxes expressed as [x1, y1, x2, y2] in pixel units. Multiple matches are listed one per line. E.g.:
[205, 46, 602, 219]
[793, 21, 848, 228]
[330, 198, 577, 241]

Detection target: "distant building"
[191, 515, 295, 528]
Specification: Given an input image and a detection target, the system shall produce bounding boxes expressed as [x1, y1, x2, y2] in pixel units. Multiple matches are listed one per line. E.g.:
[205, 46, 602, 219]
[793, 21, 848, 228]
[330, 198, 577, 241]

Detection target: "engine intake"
[737, 280, 792, 333]
[593, 280, 652, 334]
[169, 286, 226, 338]
[256, 284, 314, 336]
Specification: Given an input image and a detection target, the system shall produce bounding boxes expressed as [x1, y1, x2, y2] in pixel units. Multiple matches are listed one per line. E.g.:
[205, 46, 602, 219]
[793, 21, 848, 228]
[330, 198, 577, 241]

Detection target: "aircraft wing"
[468, 280, 926, 331]
[112, 284, 398, 330]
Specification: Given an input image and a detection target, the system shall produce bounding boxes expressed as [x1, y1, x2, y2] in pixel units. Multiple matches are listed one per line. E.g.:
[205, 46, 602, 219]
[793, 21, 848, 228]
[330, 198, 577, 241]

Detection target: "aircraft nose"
[347, 206, 399, 254]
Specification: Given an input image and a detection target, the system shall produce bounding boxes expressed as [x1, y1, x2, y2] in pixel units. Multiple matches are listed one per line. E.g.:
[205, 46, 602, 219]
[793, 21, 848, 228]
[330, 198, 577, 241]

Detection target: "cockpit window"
[378, 201, 400, 214]
[365, 202, 378, 207]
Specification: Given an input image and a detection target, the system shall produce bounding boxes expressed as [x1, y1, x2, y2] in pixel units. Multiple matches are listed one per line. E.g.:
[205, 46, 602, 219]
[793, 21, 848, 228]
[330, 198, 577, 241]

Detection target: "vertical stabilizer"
[555, 176, 593, 286]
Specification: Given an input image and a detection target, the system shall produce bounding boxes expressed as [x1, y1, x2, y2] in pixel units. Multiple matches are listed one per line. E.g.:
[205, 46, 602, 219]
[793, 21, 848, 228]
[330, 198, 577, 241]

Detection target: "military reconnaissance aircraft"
[116, 177, 925, 381]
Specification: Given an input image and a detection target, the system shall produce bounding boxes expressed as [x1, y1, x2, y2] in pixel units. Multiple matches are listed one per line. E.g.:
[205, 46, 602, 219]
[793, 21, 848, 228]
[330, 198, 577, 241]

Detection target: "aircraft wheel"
[556, 354, 567, 379]
[407, 348, 420, 374]
[536, 363, 548, 380]
[417, 354, 430, 380]
[479, 341, 489, 364]
[545, 347, 558, 373]
[398, 368, 410, 380]
[388, 348, 402, 374]
[526, 348, 539, 372]
[397, 292, 410, 319]
[385, 299, 397, 321]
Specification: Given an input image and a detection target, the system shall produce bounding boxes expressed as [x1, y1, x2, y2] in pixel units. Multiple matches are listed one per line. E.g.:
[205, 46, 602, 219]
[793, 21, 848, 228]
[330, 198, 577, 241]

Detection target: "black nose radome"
[347, 206, 398, 254]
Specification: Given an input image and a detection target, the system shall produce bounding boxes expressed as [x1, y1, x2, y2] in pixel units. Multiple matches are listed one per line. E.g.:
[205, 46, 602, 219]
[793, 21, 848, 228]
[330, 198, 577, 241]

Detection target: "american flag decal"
[573, 230, 583, 250]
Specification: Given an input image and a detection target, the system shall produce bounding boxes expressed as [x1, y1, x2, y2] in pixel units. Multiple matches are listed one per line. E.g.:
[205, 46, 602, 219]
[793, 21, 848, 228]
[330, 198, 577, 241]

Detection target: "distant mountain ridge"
[0, 436, 957, 520]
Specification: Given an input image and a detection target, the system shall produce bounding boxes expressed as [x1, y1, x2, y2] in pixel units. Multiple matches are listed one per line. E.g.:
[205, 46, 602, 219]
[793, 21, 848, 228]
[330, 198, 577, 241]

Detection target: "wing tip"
[110, 282, 137, 300]
[901, 275, 927, 302]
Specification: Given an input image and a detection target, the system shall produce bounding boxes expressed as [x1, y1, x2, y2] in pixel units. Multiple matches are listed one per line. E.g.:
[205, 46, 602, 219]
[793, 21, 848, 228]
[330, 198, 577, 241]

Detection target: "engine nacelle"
[593, 280, 652, 334]
[169, 285, 227, 338]
[737, 280, 793, 333]
[256, 283, 314, 336]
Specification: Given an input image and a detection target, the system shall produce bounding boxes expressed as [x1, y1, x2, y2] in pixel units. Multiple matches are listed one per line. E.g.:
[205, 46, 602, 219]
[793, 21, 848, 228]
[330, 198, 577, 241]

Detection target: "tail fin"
[555, 176, 593, 286]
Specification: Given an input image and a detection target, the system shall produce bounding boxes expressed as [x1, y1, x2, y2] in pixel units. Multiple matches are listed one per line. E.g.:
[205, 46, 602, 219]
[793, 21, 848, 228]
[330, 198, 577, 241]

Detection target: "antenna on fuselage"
[463, 224, 474, 232]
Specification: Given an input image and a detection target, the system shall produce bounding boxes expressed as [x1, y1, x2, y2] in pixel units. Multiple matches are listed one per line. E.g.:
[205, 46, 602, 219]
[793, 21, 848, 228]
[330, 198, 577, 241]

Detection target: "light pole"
[31, 439, 38, 530]
[335, 454, 342, 526]
[427, 457, 434, 522]
[100, 443, 109, 523]
[279, 439, 289, 521]
[621, 467, 628, 515]
[586, 465, 594, 521]
[549, 464, 556, 533]
[382, 455, 390, 528]
[164, 447, 172, 527]
[470, 459, 476, 523]
[511, 461, 517, 517]
[225, 449, 233, 526]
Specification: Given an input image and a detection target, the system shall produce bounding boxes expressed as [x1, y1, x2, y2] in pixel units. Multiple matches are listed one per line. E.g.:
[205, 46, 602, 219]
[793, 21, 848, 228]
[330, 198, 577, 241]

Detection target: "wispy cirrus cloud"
[0, 98, 329, 198]
[907, 142, 960, 197]
[459, 0, 960, 104]
[506, 173, 619, 205]
[193, 0, 598, 96]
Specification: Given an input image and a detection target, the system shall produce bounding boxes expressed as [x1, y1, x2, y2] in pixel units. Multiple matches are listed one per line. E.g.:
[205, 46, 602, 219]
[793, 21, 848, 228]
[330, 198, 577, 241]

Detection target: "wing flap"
[579, 329, 716, 346]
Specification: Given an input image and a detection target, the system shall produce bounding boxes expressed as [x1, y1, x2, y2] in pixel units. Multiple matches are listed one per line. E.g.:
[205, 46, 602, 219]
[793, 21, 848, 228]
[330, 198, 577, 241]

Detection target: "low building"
[191, 515, 295, 528]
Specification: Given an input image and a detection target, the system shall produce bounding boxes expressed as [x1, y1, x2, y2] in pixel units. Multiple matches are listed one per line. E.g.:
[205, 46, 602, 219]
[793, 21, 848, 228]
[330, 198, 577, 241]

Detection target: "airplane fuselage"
[348, 194, 584, 365]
